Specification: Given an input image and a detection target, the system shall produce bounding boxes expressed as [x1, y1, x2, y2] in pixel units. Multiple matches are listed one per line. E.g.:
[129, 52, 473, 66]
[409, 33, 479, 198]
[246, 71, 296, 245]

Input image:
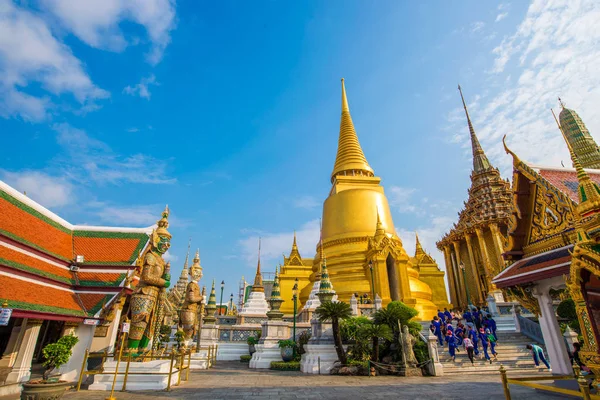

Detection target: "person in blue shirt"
[431, 316, 443, 346]
[443, 308, 452, 322]
[473, 308, 482, 331]
[478, 327, 492, 363]
[437, 309, 445, 321]
[446, 331, 457, 362]
[526, 344, 551, 370]
[455, 323, 464, 347]
[486, 314, 497, 340]
[486, 328, 498, 359]
[464, 308, 473, 324]
[469, 326, 479, 356]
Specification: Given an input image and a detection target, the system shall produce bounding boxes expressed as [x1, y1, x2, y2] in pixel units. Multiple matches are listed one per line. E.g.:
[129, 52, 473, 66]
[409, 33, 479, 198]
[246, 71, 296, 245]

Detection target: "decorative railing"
[517, 315, 545, 344]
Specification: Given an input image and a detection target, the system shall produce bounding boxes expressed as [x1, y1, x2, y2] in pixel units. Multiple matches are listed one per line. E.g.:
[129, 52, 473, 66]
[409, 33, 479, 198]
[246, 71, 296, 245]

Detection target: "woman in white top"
[463, 337, 475, 365]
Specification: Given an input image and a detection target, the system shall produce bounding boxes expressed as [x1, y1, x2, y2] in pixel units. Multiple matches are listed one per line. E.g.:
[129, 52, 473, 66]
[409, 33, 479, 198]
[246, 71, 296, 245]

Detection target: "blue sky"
[2, 0, 599, 301]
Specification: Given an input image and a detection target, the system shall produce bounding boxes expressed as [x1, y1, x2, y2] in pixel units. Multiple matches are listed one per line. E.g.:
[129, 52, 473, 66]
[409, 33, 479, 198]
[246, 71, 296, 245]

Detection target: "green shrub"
[340, 316, 372, 342]
[240, 355, 252, 362]
[278, 339, 296, 348]
[413, 340, 429, 364]
[270, 361, 300, 371]
[41, 334, 79, 381]
[557, 299, 580, 333]
[247, 331, 261, 345]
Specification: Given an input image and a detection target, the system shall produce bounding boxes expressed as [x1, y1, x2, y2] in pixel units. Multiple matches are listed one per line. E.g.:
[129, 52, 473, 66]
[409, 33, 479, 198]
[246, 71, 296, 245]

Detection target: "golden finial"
[502, 135, 521, 164]
[252, 237, 264, 292]
[558, 97, 565, 110]
[458, 84, 491, 173]
[331, 78, 374, 183]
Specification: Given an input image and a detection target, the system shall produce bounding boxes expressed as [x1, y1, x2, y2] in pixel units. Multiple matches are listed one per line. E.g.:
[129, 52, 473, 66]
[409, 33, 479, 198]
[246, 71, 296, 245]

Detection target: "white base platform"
[249, 343, 282, 369]
[88, 359, 179, 391]
[300, 344, 338, 374]
[189, 352, 209, 370]
[217, 342, 249, 361]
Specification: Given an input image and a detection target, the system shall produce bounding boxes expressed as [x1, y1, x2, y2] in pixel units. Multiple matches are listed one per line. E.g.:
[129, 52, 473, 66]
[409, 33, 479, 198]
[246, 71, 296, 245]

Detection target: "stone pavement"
[2, 361, 566, 400]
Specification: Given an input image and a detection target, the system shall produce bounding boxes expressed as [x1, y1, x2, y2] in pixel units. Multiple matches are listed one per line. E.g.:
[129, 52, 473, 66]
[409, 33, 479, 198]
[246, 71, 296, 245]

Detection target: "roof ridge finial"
[552, 108, 600, 215]
[558, 97, 565, 110]
[415, 232, 425, 257]
[374, 207, 385, 240]
[331, 79, 375, 183]
[252, 237, 264, 292]
[458, 84, 491, 173]
[183, 237, 191, 269]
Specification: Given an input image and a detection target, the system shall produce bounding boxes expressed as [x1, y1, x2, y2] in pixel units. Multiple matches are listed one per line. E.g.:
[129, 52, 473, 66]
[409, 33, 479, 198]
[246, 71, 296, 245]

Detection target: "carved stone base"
[300, 344, 338, 374]
[88, 360, 178, 391]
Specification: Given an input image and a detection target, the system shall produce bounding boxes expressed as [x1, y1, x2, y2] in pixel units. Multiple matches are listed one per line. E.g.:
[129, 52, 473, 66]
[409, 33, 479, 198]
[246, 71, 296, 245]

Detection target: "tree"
[359, 323, 393, 362]
[41, 334, 79, 381]
[315, 301, 353, 365]
[373, 301, 421, 337]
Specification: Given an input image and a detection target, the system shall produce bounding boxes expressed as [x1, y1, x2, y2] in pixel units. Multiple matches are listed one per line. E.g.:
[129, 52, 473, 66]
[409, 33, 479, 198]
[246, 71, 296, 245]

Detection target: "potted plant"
[247, 335, 259, 356]
[21, 334, 79, 400]
[278, 339, 296, 362]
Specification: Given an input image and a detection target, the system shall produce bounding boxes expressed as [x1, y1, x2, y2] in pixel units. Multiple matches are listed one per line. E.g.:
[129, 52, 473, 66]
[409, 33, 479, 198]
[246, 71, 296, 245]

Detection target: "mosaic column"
[451, 241, 467, 308]
[489, 223, 506, 270]
[464, 234, 485, 304]
[442, 245, 459, 307]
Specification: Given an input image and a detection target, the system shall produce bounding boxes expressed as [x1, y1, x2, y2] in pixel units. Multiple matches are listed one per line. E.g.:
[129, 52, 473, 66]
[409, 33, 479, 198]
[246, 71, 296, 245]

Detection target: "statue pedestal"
[192, 323, 218, 369]
[189, 352, 209, 370]
[300, 319, 338, 374]
[249, 320, 290, 369]
[88, 360, 178, 391]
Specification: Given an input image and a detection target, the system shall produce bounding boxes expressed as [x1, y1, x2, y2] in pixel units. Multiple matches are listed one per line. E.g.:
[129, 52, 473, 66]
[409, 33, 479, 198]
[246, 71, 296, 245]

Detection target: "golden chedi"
[283, 79, 444, 319]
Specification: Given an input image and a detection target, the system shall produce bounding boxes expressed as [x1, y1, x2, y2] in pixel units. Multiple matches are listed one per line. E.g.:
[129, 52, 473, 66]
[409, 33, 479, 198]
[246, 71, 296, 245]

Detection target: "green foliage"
[278, 339, 296, 348]
[41, 334, 79, 376]
[240, 355, 252, 362]
[270, 361, 300, 371]
[557, 299, 581, 333]
[413, 340, 429, 364]
[315, 301, 353, 323]
[247, 335, 259, 345]
[340, 316, 372, 342]
[359, 323, 393, 341]
[174, 329, 185, 343]
[346, 336, 372, 362]
[373, 301, 420, 336]
[348, 360, 369, 368]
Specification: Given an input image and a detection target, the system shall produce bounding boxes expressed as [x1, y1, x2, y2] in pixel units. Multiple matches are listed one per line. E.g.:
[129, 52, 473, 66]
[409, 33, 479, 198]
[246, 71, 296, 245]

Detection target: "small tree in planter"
[174, 329, 185, 350]
[247, 330, 261, 355]
[21, 334, 79, 400]
[278, 339, 296, 362]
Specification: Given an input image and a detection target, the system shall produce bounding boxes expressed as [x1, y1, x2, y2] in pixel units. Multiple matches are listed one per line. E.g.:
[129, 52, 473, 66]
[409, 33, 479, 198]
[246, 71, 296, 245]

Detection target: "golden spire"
[374, 208, 385, 240]
[415, 232, 425, 257]
[330, 79, 375, 183]
[458, 85, 491, 173]
[252, 238, 264, 292]
[552, 108, 600, 216]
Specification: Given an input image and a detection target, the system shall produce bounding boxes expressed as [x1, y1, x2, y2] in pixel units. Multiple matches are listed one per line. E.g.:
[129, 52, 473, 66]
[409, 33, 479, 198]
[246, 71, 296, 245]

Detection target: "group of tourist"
[430, 307, 498, 365]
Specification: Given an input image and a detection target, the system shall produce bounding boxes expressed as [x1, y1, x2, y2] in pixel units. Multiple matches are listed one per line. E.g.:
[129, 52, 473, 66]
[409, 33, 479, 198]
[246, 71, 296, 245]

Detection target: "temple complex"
[437, 86, 512, 308]
[278, 79, 448, 319]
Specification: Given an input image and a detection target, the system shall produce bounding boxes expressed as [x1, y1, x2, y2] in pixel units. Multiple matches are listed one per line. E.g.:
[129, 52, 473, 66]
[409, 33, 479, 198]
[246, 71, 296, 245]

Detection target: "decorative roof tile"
[536, 167, 600, 204]
[73, 232, 148, 265]
[77, 272, 126, 287]
[0, 244, 72, 283]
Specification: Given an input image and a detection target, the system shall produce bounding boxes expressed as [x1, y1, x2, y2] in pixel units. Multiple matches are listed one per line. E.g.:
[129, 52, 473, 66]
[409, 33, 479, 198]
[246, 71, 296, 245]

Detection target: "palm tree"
[360, 323, 393, 362]
[315, 301, 353, 365]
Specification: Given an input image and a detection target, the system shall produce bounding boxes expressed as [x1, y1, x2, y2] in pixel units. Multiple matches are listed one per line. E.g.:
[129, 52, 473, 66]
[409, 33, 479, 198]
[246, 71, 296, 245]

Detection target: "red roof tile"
[537, 168, 600, 203]
[0, 244, 72, 283]
[77, 271, 125, 287]
[73, 233, 147, 265]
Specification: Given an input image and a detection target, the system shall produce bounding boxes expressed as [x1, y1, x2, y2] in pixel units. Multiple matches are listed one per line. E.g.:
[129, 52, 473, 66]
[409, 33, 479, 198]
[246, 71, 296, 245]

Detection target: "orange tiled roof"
[79, 292, 114, 315]
[77, 271, 126, 287]
[537, 168, 600, 203]
[0, 194, 72, 260]
[0, 244, 72, 283]
[73, 233, 147, 265]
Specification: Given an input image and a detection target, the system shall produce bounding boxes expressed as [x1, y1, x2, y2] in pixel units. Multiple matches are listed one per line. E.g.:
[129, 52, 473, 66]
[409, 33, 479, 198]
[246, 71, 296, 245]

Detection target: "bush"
[240, 355, 252, 362]
[413, 340, 429, 364]
[278, 339, 296, 348]
[247, 330, 261, 345]
[41, 334, 79, 381]
[270, 361, 300, 371]
[557, 299, 580, 333]
[340, 316, 372, 343]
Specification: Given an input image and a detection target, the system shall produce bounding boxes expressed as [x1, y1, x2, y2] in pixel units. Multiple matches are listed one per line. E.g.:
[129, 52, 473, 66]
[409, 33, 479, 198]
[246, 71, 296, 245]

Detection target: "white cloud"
[397, 216, 455, 269]
[123, 75, 159, 99]
[496, 12, 508, 22]
[126, 127, 140, 133]
[388, 186, 419, 214]
[0, 0, 109, 121]
[163, 251, 178, 263]
[450, 0, 600, 174]
[53, 123, 175, 185]
[293, 195, 320, 210]
[238, 219, 321, 268]
[41, 0, 176, 65]
[0, 170, 74, 208]
[471, 21, 485, 33]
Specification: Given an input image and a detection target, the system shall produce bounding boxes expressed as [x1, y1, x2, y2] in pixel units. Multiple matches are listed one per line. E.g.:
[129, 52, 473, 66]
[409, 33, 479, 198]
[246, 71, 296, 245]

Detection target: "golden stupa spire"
[374, 208, 385, 240]
[552, 108, 600, 217]
[415, 232, 425, 257]
[330, 79, 375, 183]
[458, 84, 491, 173]
[252, 237, 264, 292]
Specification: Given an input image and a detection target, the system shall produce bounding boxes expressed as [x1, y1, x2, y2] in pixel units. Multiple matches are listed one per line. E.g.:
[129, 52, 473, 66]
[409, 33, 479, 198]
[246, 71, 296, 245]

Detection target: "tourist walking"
[432, 316, 443, 346]
[526, 344, 551, 370]
[486, 328, 498, 359]
[479, 328, 492, 363]
[446, 331, 457, 362]
[468, 325, 479, 356]
[444, 308, 452, 322]
[463, 336, 475, 365]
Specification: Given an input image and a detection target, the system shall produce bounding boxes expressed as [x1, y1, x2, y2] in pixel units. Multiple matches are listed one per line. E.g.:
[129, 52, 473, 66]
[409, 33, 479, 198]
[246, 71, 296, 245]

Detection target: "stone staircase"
[420, 316, 551, 376]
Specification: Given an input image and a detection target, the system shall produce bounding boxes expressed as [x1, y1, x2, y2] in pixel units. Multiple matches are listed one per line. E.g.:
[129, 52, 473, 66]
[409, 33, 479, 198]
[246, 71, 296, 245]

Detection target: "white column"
[59, 324, 95, 382]
[532, 279, 571, 375]
[5, 319, 42, 384]
[0, 319, 25, 369]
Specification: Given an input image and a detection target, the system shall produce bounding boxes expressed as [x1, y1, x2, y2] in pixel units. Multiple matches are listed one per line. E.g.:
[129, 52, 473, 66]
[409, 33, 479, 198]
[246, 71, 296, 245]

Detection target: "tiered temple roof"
[0, 180, 152, 321]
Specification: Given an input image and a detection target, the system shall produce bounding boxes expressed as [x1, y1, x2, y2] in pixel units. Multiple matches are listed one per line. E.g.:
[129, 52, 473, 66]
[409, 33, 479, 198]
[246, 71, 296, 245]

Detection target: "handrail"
[517, 315, 545, 344]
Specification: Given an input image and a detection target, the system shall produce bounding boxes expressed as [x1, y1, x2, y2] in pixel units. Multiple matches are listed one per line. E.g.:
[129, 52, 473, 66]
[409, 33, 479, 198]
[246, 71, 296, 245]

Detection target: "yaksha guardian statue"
[128, 206, 172, 350]
[179, 249, 203, 343]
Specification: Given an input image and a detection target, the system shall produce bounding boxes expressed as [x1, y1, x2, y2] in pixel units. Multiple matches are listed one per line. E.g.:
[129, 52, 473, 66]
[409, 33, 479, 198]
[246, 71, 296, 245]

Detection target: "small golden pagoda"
[410, 233, 451, 310]
[559, 99, 600, 169]
[437, 86, 512, 308]
[278, 232, 313, 315]
[279, 79, 446, 319]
